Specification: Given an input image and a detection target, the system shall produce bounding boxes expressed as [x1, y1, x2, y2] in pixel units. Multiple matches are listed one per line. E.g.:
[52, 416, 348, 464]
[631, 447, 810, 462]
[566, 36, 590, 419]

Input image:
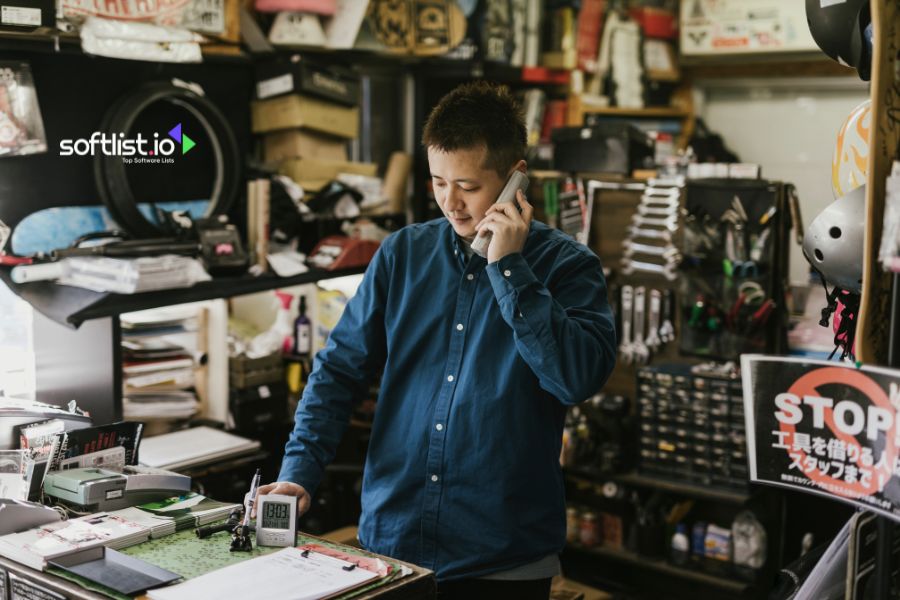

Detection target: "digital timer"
[255, 493, 298, 547]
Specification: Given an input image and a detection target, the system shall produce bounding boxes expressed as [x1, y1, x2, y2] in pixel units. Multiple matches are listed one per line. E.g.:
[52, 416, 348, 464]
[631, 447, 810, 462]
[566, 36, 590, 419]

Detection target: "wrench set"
[617, 284, 676, 365]
[620, 176, 684, 281]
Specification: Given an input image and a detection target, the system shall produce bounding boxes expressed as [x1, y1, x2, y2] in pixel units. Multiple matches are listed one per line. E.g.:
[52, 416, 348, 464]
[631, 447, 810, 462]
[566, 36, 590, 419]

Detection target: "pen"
[243, 468, 261, 527]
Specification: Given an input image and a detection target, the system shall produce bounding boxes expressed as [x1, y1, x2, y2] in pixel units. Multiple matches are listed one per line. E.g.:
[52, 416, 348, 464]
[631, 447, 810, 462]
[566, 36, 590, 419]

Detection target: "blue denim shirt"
[279, 218, 616, 581]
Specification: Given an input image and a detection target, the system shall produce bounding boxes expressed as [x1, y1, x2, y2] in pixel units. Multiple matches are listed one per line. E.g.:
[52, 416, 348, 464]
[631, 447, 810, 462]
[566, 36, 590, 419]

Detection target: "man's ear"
[514, 159, 527, 174]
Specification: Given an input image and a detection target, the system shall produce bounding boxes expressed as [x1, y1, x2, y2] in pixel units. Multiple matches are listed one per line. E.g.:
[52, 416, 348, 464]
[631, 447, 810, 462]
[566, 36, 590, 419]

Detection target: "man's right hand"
[254, 481, 311, 517]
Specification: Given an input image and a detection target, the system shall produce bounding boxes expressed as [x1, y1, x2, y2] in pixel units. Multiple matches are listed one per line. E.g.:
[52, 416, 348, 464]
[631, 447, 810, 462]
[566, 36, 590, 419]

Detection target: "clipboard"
[146, 546, 386, 600]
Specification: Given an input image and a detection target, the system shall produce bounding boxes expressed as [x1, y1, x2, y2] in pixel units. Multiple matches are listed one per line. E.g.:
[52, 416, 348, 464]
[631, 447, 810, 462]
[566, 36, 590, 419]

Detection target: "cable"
[94, 80, 240, 239]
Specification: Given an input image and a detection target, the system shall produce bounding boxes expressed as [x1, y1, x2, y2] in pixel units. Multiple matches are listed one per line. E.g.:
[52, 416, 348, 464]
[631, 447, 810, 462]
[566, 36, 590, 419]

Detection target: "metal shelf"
[565, 544, 753, 594]
[0, 265, 367, 328]
[565, 469, 752, 505]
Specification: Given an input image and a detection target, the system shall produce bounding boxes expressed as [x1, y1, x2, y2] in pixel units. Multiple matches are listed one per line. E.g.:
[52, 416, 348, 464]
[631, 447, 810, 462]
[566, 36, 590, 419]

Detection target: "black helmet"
[805, 0, 872, 81]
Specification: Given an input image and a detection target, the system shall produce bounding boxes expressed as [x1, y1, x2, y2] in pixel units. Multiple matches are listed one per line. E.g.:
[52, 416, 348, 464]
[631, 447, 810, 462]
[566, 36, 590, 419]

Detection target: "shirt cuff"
[485, 253, 537, 301]
[277, 457, 324, 496]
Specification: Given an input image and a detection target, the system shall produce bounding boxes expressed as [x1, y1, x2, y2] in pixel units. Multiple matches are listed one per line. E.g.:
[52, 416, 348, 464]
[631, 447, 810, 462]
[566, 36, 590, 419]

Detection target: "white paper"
[138, 426, 260, 470]
[267, 250, 309, 277]
[324, 0, 369, 49]
[147, 547, 378, 600]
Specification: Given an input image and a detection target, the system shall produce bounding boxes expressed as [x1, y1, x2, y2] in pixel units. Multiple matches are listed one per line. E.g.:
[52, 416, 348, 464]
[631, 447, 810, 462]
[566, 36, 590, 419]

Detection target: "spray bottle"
[274, 290, 294, 354]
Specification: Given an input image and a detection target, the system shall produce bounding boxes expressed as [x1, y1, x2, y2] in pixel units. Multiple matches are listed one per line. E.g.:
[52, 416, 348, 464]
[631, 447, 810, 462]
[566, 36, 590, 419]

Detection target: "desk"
[0, 532, 435, 600]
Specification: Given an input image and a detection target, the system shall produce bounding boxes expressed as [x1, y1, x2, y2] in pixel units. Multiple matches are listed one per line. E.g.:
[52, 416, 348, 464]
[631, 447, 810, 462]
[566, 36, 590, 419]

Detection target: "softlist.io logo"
[60, 122, 196, 164]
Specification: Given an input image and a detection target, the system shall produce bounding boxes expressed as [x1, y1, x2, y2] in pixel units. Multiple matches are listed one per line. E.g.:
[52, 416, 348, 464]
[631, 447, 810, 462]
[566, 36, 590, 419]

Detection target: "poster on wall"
[680, 0, 819, 56]
[742, 355, 900, 522]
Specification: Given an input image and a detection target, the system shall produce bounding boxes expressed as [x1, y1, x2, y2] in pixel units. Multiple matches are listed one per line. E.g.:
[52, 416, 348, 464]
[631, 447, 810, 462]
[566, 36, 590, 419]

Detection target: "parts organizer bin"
[637, 364, 748, 490]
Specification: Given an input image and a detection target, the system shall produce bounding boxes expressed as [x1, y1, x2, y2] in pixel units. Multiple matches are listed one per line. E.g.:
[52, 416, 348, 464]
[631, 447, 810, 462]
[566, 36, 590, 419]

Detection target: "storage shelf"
[0, 29, 252, 64]
[565, 469, 752, 505]
[564, 544, 752, 594]
[0, 264, 367, 328]
[580, 106, 690, 118]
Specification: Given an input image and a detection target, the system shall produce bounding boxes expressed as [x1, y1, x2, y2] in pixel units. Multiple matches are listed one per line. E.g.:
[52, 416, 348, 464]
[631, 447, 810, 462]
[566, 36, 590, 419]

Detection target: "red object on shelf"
[629, 7, 677, 39]
[520, 67, 570, 85]
[307, 235, 379, 271]
[541, 99, 568, 143]
[576, 0, 606, 72]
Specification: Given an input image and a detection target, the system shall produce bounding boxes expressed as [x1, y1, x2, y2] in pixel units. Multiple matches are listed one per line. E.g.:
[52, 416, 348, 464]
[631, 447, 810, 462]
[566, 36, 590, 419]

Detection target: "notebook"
[138, 427, 260, 471]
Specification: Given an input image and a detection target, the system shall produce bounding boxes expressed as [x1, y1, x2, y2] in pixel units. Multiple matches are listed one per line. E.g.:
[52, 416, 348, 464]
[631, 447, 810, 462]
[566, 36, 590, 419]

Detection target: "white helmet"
[802, 184, 866, 293]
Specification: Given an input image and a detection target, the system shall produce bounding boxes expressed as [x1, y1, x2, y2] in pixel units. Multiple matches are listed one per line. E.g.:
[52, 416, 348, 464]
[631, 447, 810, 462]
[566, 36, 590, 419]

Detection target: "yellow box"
[251, 94, 359, 138]
[263, 129, 348, 163]
[279, 158, 378, 192]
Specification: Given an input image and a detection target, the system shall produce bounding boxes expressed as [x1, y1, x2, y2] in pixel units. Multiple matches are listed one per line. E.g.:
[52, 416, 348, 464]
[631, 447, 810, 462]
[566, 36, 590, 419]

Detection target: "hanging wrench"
[645, 288, 662, 352]
[621, 258, 679, 281]
[627, 226, 673, 242]
[622, 240, 681, 260]
[648, 175, 686, 187]
[637, 204, 680, 217]
[632, 287, 649, 365]
[659, 288, 676, 343]
[632, 214, 678, 231]
[618, 285, 634, 365]
[639, 196, 680, 209]
[643, 186, 681, 197]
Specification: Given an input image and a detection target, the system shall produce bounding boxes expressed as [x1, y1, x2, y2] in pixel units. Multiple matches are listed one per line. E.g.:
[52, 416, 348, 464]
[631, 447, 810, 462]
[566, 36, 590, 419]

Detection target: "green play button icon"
[182, 134, 196, 154]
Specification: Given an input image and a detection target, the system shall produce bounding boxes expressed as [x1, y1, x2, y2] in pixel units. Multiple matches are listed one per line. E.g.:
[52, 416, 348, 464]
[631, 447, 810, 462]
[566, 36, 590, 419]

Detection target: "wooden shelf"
[579, 106, 690, 118]
[565, 544, 753, 594]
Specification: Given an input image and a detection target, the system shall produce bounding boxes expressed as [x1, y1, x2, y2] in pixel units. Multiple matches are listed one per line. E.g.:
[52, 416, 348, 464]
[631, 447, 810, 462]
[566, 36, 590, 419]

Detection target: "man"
[258, 81, 616, 599]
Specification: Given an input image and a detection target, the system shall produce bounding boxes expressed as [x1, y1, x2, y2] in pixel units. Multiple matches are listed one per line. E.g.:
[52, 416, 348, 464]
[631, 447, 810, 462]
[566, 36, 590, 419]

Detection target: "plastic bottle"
[670, 523, 690, 566]
[275, 291, 294, 354]
[247, 290, 294, 357]
[292, 296, 312, 357]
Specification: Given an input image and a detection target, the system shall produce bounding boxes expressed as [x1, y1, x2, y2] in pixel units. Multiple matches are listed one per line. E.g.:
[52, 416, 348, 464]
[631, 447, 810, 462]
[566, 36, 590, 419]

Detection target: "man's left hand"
[475, 190, 533, 264]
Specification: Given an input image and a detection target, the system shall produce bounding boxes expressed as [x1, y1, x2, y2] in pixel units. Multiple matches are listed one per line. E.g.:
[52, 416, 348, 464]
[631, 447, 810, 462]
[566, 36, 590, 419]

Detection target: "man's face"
[427, 145, 508, 242]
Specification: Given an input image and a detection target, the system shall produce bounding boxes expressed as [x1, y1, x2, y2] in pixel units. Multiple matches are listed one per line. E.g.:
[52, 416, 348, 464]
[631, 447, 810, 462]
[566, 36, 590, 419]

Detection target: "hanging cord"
[812, 265, 859, 361]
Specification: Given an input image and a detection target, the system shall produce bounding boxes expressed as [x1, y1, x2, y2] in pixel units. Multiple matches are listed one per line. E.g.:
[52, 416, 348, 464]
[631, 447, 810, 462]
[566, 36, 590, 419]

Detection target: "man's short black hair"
[422, 81, 527, 176]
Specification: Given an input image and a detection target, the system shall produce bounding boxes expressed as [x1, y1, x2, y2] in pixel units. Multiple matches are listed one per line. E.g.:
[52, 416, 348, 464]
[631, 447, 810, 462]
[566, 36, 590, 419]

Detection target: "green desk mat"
[48, 526, 404, 600]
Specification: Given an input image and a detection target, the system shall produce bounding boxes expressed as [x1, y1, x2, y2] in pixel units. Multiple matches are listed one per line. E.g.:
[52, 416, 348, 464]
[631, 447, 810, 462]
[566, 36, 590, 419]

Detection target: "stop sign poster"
[741, 355, 900, 521]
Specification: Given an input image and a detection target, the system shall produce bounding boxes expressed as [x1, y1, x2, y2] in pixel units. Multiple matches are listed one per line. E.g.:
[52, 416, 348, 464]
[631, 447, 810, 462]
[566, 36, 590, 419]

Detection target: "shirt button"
[456, 323, 464, 331]
[447, 375, 454, 382]
[467, 274, 474, 281]
[431, 475, 439, 482]
[435, 424, 444, 431]
[454, 249, 458, 255]
[503, 269, 512, 277]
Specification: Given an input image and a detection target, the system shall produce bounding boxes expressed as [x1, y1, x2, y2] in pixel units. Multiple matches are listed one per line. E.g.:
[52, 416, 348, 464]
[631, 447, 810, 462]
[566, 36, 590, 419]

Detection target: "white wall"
[695, 76, 869, 285]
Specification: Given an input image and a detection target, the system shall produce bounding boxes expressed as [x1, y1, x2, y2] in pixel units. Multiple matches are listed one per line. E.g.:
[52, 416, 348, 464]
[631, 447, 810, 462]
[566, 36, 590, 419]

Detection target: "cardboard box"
[256, 58, 360, 106]
[551, 576, 611, 600]
[263, 129, 348, 163]
[251, 94, 359, 139]
[279, 158, 377, 191]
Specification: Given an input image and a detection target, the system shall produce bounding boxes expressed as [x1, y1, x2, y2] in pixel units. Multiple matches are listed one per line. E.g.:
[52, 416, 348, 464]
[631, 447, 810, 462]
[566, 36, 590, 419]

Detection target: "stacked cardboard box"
[251, 59, 376, 193]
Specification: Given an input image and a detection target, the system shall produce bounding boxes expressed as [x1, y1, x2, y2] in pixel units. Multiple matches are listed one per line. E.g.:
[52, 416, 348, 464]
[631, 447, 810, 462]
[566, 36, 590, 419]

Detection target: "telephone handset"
[470, 170, 530, 258]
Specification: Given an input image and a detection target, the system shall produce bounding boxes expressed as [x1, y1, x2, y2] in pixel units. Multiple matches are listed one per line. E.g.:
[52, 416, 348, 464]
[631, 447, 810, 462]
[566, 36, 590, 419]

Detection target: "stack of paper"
[139, 427, 260, 471]
[121, 307, 201, 421]
[110, 494, 240, 538]
[55, 255, 209, 295]
[0, 513, 150, 571]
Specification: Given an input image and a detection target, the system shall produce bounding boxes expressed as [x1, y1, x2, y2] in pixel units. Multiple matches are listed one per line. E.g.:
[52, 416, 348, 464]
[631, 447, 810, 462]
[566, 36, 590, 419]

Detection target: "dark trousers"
[436, 577, 552, 600]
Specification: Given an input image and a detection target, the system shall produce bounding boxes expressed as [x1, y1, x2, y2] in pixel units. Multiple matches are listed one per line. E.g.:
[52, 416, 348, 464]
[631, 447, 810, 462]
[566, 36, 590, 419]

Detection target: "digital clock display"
[261, 501, 291, 530]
